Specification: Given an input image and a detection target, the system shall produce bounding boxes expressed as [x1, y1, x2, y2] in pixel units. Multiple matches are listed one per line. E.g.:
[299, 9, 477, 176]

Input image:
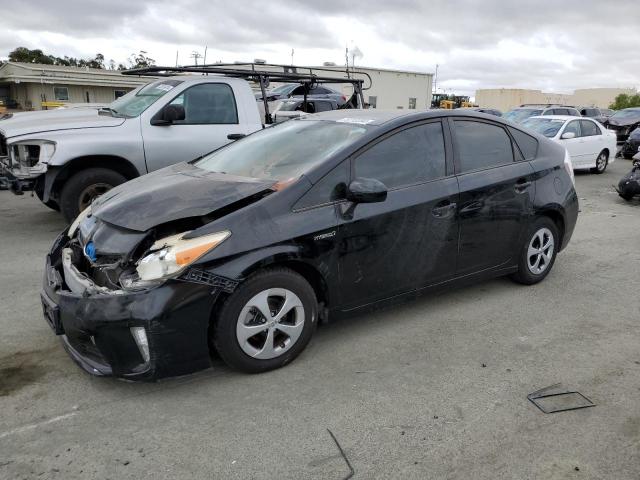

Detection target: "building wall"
[476, 87, 637, 112]
[19, 83, 133, 109]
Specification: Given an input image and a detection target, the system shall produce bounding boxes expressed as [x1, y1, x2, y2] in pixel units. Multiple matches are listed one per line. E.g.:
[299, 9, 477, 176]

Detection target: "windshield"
[521, 118, 565, 138]
[609, 109, 640, 121]
[107, 80, 183, 118]
[194, 120, 368, 181]
[503, 109, 543, 123]
[270, 84, 296, 95]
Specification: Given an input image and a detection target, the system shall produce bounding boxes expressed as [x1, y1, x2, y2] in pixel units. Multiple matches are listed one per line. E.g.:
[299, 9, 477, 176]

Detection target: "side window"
[169, 83, 238, 124]
[354, 122, 446, 189]
[564, 120, 581, 137]
[554, 108, 569, 115]
[580, 120, 600, 136]
[454, 120, 514, 172]
[508, 127, 538, 160]
[543, 109, 554, 115]
[368, 96, 377, 108]
[295, 161, 349, 209]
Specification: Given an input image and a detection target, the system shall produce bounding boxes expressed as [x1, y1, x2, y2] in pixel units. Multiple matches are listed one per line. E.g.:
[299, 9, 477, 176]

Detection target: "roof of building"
[0, 62, 153, 88]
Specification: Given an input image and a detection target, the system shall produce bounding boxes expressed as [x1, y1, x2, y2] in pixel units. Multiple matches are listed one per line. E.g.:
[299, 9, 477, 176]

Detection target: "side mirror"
[561, 131, 576, 140]
[347, 177, 387, 203]
[151, 104, 185, 125]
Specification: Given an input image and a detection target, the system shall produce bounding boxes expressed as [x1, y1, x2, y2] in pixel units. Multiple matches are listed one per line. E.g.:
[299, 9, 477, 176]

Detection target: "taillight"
[563, 149, 575, 186]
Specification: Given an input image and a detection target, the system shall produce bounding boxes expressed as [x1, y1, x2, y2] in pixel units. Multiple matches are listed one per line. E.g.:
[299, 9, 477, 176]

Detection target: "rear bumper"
[561, 189, 579, 252]
[42, 240, 219, 381]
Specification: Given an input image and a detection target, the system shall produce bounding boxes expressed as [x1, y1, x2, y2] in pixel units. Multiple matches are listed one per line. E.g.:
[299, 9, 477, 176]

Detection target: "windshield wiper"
[99, 107, 124, 118]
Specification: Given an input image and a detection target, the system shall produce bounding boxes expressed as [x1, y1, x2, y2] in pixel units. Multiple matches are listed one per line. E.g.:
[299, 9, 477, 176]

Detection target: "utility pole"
[190, 51, 202, 66]
[175, 50, 179, 67]
[291, 48, 294, 65]
[433, 64, 439, 93]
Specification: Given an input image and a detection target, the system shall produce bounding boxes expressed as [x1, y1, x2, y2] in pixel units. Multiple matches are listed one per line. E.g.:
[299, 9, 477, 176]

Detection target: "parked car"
[620, 126, 640, 159]
[273, 98, 340, 123]
[522, 115, 616, 173]
[41, 109, 578, 381]
[503, 105, 580, 124]
[579, 106, 610, 124]
[603, 108, 640, 144]
[0, 76, 264, 221]
[256, 83, 347, 105]
[459, 107, 502, 116]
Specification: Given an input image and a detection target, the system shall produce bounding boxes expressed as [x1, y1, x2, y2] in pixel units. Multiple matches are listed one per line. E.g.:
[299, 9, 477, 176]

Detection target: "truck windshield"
[107, 80, 183, 118]
[194, 120, 368, 182]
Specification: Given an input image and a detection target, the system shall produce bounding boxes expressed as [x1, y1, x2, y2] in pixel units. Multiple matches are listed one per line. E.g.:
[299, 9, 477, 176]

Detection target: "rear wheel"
[59, 168, 126, 223]
[511, 217, 559, 285]
[212, 268, 318, 373]
[590, 150, 608, 174]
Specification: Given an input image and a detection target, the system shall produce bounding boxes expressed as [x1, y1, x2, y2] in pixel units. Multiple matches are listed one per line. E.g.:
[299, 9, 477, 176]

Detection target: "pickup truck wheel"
[59, 168, 126, 223]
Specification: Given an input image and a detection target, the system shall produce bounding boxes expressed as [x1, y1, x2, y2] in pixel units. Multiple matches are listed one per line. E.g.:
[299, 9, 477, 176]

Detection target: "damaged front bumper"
[0, 156, 37, 194]
[41, 233, 231, 381]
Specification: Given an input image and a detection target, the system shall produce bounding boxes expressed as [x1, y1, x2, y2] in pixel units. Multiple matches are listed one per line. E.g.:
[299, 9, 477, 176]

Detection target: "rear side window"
[508, 127, 538, 160]
[580, 120, 600, 136]
[554, 108, 569, 115]
[169, 83, 238, 124]
[314, 102, 334, 112]
[454, 120, 514, 173]
[355, 122, 446, 189]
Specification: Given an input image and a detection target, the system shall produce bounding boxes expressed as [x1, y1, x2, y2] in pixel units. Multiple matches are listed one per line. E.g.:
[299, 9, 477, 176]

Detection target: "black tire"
[623, 153, 634, 160]
[212, 268, 318, 373]
[510, 217, 559, 285]
[59, 168, 126, 223]
[619, 192, 634, 201]
[590, 150, 608, 174]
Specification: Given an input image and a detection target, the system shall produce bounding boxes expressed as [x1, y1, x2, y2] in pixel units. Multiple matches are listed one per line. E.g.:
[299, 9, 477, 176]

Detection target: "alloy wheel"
[527, 227, 554, 275]
[236, 288, 305, 360]
[78, 182, 113, 211]
[596, 152, 607, 172]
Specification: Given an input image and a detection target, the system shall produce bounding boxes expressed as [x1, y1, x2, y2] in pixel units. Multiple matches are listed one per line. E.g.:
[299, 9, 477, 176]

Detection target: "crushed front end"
[41, 212, 235, 381]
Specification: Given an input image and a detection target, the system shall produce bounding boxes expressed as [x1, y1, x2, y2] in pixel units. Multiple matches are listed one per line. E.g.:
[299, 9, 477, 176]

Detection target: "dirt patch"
[0, 347, 57, 397]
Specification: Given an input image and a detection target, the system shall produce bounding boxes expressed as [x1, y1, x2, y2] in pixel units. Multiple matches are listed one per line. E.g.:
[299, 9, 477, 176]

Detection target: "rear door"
[337, 120, 459, 308]
[579, 119, 603, 162]
[141, 82, 249, 172]
[451, 118, 536, 275]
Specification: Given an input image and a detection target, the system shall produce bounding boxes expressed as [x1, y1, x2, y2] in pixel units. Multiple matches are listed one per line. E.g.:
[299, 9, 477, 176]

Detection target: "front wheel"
[212, 268, 318, 373]
[59, 168, 126, 223]
[511, 217, 559, 285]
[590, 150, 608, 174]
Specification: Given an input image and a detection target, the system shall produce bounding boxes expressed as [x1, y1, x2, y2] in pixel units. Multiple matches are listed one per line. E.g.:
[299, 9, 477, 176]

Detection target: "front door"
[559, 119, 590, 167]
[140, 82, 249, 172]
[451, 118, 536, 275]
[337, 120, 459, 308]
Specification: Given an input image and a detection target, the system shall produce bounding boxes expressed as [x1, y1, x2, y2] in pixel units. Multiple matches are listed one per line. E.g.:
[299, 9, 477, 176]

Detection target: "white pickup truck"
[0, 64, 367, 221]
[0, 76, 263, 221]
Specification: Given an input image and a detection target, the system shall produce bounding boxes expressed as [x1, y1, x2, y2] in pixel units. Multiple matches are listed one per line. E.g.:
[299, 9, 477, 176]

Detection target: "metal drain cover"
[528, 384, 595, 414]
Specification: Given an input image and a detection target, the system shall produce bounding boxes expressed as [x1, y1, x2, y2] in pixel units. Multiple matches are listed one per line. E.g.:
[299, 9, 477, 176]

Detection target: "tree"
[610, 93, 640, 110]
[8, 47, 55, 64]
[128, 51, 155, 69]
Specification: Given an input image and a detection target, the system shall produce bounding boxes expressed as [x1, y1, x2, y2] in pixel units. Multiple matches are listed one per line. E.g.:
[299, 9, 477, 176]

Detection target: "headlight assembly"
[9, 140, 56, 176]
[136, 230, 231, 281]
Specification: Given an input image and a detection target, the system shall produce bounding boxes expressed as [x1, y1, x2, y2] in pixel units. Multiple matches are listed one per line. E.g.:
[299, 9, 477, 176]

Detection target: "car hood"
[0, 108, 125, 139]
[605, 117, 640, 127]
[91, 162, 276, 232]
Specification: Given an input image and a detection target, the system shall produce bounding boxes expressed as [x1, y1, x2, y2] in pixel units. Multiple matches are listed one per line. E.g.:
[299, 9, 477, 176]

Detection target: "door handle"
[227, 133, 246, 140]
[431, 201, 457, 218]
[514, 179, 532, 193]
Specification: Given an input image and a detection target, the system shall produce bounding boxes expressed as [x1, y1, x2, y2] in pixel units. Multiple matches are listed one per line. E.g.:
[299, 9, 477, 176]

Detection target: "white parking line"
[0, 411, 78, 440]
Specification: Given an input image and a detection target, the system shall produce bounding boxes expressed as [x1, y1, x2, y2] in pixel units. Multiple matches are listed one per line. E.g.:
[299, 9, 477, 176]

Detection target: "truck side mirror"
[151, 104, 186, 125]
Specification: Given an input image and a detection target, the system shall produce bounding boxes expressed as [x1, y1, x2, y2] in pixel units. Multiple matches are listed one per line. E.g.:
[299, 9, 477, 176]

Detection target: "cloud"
[0, 0, 638, 95]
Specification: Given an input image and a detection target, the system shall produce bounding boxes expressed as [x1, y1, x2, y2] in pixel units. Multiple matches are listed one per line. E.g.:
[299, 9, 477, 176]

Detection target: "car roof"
[303, 108, 508, 126]
[528, 115, 587, 121]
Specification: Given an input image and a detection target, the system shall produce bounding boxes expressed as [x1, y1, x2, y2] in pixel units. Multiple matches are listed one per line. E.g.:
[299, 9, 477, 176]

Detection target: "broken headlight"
[136, 230, 231, 281]
[9, 140, 55, 177]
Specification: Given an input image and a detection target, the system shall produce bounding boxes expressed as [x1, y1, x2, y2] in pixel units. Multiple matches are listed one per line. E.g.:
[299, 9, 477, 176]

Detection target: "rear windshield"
[107, 80, 183, 118]
[522, 118, 565, 138]
[194, 120, 369, 182]
[503, 109, 542, 123]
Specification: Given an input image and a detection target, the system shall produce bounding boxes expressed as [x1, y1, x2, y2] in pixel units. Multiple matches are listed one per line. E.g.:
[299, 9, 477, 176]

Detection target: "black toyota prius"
[42, 109, 578, 381]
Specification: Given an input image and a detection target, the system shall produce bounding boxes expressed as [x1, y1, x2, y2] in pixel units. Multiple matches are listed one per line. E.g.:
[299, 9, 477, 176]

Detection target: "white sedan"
[522, 115, 617, 174]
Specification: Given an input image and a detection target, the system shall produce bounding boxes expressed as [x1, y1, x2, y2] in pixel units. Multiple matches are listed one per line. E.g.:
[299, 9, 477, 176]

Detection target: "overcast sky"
[1, 0, 638, 96]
